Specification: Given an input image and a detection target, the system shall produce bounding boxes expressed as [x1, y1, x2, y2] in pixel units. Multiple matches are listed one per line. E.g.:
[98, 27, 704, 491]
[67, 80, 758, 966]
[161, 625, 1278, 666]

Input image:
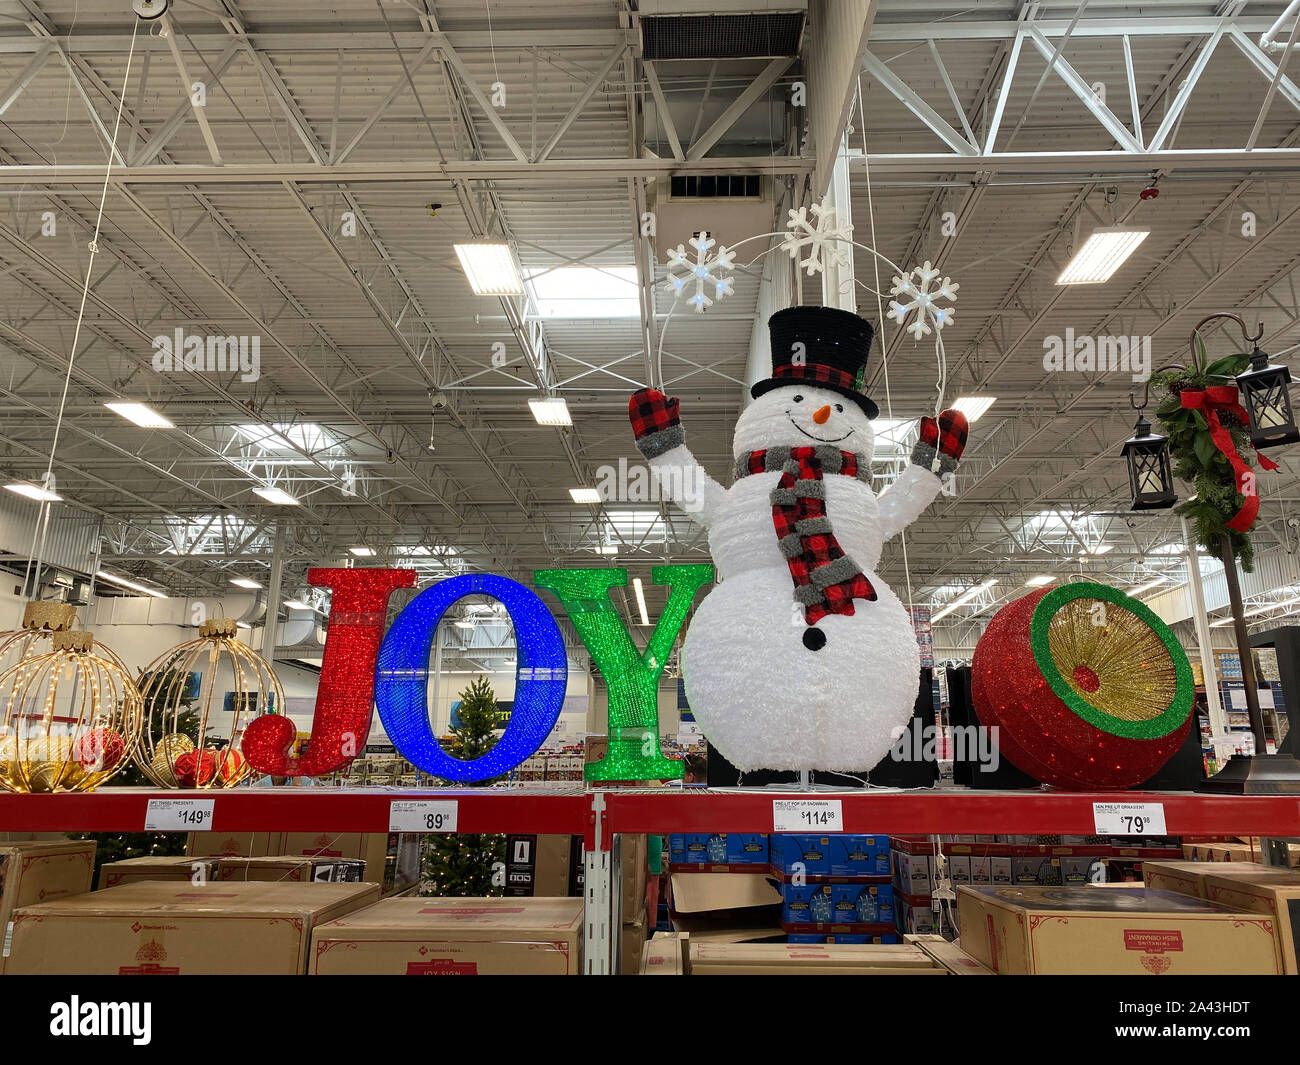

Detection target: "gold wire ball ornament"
[0, 601, 79, 681]
[0, 629, 144, 793]
[134, 618, 285, 789]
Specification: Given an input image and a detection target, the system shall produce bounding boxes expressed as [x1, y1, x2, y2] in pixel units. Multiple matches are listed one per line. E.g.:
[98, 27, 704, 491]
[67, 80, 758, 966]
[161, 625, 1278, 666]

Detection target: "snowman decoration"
[628, 305, 969, 772]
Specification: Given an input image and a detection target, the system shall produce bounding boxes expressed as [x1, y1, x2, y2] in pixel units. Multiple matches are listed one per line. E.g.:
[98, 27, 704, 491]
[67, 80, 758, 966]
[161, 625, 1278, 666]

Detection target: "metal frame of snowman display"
[636, 202, 968, 778]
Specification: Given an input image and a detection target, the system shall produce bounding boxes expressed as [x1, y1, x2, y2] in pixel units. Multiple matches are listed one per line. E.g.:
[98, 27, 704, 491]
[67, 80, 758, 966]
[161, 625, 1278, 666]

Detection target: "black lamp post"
[1237, 344, 1300, 449]
[1120, 414, 1176, 511]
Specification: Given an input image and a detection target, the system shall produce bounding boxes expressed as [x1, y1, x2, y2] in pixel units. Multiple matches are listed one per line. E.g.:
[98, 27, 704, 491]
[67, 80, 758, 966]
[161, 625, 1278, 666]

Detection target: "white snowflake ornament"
[887, 261, 959, 340]
[781, 203, 853, 277]
[665, 233, 735, 313]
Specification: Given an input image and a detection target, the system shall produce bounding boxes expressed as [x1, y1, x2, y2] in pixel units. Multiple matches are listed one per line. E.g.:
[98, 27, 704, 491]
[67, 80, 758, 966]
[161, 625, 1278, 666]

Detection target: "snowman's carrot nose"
[813, 404, 831, 424]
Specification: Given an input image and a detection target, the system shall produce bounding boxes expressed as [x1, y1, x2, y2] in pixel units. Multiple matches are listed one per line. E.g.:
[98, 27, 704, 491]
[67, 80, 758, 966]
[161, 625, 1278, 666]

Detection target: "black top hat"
[752, 306, 878, 419]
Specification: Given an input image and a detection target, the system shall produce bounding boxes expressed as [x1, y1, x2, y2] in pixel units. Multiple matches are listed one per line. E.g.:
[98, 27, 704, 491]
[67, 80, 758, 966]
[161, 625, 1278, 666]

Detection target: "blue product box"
[831, 882, 895, 925]
[703, 834, 729, 863]
[782, 882, 835, 924]
[770, 835, 832, 875]
[825, 834, 891, 876]
[676, 834, 711, 864]
[725, 833, 769, 864]
[787, 933, 826, 944]
[668, 834, 685, 864]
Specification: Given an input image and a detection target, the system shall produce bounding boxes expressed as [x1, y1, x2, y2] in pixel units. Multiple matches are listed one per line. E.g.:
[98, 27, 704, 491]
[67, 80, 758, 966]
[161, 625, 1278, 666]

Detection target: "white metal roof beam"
[860, 51, 976, 155]
[686, 57, 793, 162]
[536, 45, 627, 162]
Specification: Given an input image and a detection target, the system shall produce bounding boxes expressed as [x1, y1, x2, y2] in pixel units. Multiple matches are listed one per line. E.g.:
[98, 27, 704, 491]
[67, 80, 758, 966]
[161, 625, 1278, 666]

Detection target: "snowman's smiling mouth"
[787, 413, 855, 443]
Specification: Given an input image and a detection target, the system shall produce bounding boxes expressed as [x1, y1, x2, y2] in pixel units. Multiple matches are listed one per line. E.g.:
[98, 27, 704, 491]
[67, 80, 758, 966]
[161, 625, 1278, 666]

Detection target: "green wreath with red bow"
[1151, 338, 1278, 572]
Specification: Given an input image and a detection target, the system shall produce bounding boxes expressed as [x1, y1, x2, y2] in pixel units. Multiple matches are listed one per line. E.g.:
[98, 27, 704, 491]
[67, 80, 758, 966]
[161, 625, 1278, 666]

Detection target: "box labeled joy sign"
[239, 566, 712, 784]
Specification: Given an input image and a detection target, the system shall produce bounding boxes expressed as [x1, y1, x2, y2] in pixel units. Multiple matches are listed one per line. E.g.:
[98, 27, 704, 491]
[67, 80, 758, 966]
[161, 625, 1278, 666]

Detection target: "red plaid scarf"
[735, 446, 877, 625]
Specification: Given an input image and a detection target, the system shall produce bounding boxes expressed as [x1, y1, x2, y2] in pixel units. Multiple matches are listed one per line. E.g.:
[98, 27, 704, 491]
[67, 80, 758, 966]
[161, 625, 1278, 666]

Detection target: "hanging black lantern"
[1236, 344, 1300, 449]
[1121, 414, 1176, 511]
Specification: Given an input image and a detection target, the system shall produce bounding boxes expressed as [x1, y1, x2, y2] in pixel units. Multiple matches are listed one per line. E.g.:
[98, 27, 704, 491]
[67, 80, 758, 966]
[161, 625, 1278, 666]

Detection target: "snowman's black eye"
[793, 394, 804, 402]
[835, 404, 844, 413]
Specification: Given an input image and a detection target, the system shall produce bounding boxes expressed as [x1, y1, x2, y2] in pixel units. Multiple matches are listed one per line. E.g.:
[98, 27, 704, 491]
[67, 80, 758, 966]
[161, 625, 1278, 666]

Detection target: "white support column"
[1182, 518, 1227, 736]
[820, 132, 857, 311]
[261, 520, 286, 659]
[584, 793, 613, 975]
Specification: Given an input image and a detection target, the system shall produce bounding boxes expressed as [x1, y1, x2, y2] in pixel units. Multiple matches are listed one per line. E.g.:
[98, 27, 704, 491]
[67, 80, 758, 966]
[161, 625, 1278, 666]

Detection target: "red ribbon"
[1180, 385, 1279, 532]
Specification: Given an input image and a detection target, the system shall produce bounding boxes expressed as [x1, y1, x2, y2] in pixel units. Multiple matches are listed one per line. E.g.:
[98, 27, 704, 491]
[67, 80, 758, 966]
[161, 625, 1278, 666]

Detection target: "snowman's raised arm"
[877, 409, 969, 541]
[628, 388, 726, 526]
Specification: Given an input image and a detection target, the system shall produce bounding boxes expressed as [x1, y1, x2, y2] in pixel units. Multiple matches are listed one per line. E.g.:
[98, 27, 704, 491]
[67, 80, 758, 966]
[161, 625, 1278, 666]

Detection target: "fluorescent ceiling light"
[596, 544, 619, 556]
[253, 486, 299, 505]
[528, 397, 573, 426]
[1024, 575, 1056, 587]
[952, 396, 997, 423]
[1211, 594, 1300, 626]
[283, 600, 313, 611]
[632, 576, 650, 626]
[236, 621, 252, 630]
[570, 487, 602, 504]
[348, 546, 376, 557]
[230, 577, 262, 589]
[454, 242, 523, 295]
[4, 482, 61, 502]
[526, 266, 639, 319]
[1056, 227, 1150, 285]
[1086, 544, 1115, 555]
[1129, 577, 1168, 596]
[95, 569, 167, 598]
[454, 620, 475, 630]
[105, 401, 173, 428]
[932, 579, 998, 623]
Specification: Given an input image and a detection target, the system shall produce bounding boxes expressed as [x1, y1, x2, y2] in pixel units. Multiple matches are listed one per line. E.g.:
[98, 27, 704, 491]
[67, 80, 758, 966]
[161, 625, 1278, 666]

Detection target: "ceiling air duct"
[638, 1, 807, 60]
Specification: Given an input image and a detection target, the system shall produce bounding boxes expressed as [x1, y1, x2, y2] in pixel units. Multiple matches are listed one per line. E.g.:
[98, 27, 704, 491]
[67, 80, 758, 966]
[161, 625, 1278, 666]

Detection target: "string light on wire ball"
[0, 629, 143, 793]
[0, 601, 79, 680]
[971, 581, 1194, 790]
[135, 617, 284, 789]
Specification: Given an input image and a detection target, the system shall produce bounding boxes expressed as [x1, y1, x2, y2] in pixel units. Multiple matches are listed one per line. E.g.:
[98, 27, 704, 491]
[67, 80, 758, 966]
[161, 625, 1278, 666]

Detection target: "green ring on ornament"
[1029, 581, 1194, 741]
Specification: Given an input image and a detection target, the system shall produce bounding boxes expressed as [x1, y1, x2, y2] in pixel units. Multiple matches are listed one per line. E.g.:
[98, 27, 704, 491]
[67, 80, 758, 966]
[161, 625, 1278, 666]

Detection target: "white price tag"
[1092, 801, 1167, 836]
[772, 798, 843, 833]
[144, 797, 215, 831]
[389, 800, 458, 833]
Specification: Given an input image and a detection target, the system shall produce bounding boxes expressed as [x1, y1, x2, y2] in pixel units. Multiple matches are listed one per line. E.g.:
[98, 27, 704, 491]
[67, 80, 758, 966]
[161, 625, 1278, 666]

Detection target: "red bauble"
[72, 728, 125, 772]
[971, 584, 1194, 790]
[174, 749, 219, 788]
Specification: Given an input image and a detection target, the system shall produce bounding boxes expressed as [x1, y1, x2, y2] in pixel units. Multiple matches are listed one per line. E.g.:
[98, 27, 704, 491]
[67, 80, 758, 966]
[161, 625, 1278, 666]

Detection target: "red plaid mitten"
[629, 387, 685, 458]
[911, 409, 968, 475]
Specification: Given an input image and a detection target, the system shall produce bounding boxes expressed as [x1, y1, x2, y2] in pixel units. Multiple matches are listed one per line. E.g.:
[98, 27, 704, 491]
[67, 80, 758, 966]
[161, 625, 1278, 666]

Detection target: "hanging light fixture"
[1236, 343, 1300, 449]
[1121, 413, 1176, 511]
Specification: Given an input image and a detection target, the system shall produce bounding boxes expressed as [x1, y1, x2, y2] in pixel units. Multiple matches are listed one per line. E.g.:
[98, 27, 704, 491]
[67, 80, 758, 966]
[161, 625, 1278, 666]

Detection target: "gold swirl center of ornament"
[1046, 598, 1177, 722]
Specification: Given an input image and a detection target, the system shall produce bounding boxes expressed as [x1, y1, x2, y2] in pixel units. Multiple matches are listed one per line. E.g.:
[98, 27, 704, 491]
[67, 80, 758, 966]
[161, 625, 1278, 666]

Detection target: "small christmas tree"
[69, 666, 202, 879]
[420, 675, 507, 897]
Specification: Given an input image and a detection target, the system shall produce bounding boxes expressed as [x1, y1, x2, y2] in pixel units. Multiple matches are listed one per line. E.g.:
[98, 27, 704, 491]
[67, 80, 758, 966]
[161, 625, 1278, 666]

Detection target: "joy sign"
[240, 564, 713, 782]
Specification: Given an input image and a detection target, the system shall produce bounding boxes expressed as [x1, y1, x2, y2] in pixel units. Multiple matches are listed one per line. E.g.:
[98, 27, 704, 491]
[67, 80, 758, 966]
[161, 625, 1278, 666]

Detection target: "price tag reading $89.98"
[389, 800, 458, 833]
[144, 797, 215, 831]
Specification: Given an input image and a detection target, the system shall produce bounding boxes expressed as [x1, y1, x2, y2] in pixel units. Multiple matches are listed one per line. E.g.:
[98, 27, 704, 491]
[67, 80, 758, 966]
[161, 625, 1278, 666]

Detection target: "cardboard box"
[1142, 860, 1281, 899]
[1201, 871, 1300, 974]
[896, 898, 937, 935]
[641, 930, 687, 975]
[186, 831, 283, 859]
[309, 897, 583, 975]
[690, 941, 946, 975]
[215, 856, 366, 883]
[669, 871, 782, 935]
[0, 840, 95, 945]
[783, 882, 835, 924]
[893, 850, 933, 893]
[620, 834, 647, 919]
[97, 856, 219, 891]
[770, 835, 832, 875]
[907, 934, 995, 975]
[957, 885, 1284, 975]
[621, 917, 647, 974]
[725, 834, 770, 864]
[6, 880, 379, 975]
[279, 832, 419, 895]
